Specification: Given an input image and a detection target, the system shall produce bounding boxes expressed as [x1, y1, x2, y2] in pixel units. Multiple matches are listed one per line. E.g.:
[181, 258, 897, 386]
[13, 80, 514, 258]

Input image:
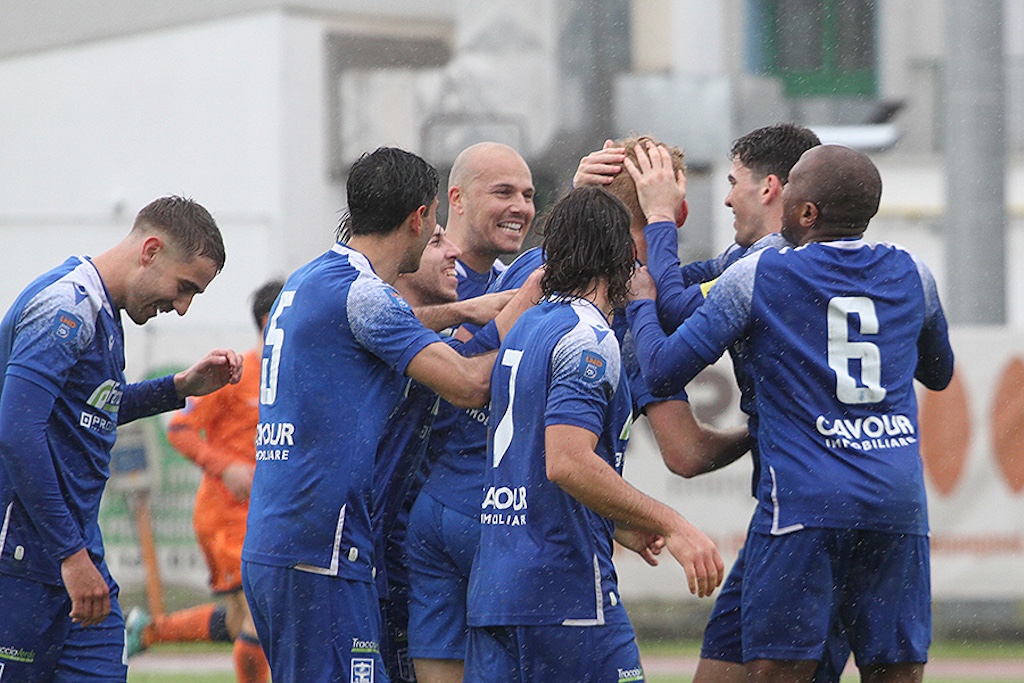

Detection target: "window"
[759, 0, 877, 97]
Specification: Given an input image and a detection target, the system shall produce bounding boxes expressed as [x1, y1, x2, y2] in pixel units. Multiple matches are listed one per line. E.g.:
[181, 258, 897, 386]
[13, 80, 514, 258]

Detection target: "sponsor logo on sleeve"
[579, 351, 607, 383]
[385, 287, 412, 312]
[53, 310, 83, 341]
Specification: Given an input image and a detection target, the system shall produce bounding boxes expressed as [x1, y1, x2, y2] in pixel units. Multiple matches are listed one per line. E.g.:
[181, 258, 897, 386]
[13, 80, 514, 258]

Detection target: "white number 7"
[491, 349, 523, 468]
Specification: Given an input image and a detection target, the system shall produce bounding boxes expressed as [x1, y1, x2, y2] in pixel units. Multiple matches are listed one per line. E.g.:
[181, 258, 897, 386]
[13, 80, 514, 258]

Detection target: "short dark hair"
[251, 279, 284, 331]
[730, 123, 821, 184]
[337, 147, 439, 240]
[133, 196, 226, 271]
[541, 187, 635, 310]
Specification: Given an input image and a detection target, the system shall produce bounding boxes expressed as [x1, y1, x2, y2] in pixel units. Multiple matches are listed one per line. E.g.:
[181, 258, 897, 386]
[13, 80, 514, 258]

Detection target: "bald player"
[626, 144, 954, 683]
[405, 142, 535, 683]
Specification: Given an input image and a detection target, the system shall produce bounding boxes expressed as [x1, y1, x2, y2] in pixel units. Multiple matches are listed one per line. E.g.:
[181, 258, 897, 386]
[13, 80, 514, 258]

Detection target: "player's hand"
[628, 266, 657, 302]
[614, 526, 665, 567]
[61, 548, 111, 627]
[623, 141, 687, 226]
[459, 291, 518, 327]
[664, 518, 723, 598]
[221, 461, 255, 502]
[573, 140, 626, 187]
[174, 349, 244, 399]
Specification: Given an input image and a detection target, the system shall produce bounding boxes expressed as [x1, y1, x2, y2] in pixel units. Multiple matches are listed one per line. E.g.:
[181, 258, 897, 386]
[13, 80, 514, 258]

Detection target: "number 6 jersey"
[627, 239, 954, 537]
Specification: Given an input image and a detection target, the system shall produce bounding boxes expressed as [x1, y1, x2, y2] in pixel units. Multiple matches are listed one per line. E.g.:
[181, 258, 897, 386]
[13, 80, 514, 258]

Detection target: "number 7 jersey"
[468, 297, 634, 627]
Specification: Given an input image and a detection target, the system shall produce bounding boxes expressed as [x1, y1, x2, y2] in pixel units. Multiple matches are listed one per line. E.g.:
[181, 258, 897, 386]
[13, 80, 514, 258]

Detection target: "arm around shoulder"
[405, 341, 496, 408]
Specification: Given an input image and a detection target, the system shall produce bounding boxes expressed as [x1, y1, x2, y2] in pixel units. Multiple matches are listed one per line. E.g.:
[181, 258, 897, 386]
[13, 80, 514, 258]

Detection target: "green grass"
[127, 639, 1024, 683]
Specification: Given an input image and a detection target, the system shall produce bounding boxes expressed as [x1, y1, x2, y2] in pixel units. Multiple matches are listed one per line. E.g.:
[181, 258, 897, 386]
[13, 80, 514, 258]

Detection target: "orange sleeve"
[166, 389, 235, 477]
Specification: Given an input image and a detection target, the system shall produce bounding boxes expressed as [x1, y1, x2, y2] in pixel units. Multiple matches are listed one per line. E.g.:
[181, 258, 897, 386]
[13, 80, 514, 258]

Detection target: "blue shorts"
[242, 561, 388, 683]
[406, 492, 479, 660]
[702, 543, 850, 681]
[380, 596, 414, 683]
[743, 529, 930, 666]
[0, 567, 128, 682]
[465, 623, 642, 683]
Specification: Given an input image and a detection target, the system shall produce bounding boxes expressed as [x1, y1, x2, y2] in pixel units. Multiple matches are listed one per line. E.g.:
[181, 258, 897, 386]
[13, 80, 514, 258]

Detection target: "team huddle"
[0, 124, 954, 683]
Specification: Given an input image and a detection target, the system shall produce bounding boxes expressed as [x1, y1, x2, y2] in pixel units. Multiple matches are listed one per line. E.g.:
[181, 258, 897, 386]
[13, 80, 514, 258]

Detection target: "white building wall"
[0, 11, 342, 376]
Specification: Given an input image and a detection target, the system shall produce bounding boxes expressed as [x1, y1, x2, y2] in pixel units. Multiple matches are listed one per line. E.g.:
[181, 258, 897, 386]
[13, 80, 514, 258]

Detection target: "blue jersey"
[243, 243, 441, 582]
[468, 298, 633, 627]
[373, 378, 440, 597]
[499, 247, 688, 414]
[628, 239, 954, 536]
[417, 259, 505, 517]
[646, 225, 792, 493]
[0, 257, 181, 585]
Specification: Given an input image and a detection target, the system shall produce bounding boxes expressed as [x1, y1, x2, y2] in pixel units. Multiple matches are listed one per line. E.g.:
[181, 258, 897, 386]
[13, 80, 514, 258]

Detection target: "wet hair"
[607, 135, 685, 225]
[133, 196, 226, 271]
[730, 123, 821, 184]
[541, 187, 635, 310]
[337, 147, 439, 240]
[251, 279, 285, 331]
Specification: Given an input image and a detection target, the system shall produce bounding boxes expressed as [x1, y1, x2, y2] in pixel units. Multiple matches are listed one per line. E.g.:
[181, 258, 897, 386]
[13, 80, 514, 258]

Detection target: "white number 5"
[827, 296, 886, 404]
[260, 290, 296, 405]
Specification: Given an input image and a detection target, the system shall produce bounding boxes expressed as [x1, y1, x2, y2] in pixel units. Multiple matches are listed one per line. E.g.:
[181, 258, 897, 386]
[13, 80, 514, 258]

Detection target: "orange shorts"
[192, 479, 248, 594]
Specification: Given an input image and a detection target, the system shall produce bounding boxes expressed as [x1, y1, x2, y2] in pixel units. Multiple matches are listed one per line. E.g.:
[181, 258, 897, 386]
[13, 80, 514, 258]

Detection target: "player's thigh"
[841, 532, 930, 666]
[0, 573, 72, 682]
[56, 579, 128, 683]
[197, 513, 246, 595]
[406, 495, 478, 659]
[700, 543, 746, 664]
[741, 529, 841, 663]
[241, 561, 387, 683]
[465, 623, 642, 683]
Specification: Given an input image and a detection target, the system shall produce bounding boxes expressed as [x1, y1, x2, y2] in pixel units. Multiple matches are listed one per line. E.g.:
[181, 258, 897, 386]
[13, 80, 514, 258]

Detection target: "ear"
[675, 199, 689, 227]
[448, 185, 463, 215]
[140, 235, 163, 266]
[762, 174, 784, 204]
[799, 201, 819, 228]
[407, 205, 428, 238]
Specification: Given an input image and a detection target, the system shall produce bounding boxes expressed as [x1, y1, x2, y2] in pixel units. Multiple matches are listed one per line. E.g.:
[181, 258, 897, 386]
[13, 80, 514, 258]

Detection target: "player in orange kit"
[126, 279, 283, 683]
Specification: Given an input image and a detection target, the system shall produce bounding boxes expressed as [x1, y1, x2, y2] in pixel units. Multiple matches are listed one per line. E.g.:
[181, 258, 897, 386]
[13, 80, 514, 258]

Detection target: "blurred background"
[2, 0, 1022, 641]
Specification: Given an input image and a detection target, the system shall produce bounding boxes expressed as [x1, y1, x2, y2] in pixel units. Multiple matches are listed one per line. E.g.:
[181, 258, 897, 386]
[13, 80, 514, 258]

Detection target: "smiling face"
[449, 145, 535, 269]
[123, 236, 219, 325]
[396, 224, 462, 306]
[724, 158, 773, 248]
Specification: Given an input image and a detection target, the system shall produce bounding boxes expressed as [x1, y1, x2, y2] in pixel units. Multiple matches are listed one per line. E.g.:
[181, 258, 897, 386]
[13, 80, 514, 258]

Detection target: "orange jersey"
[167, 348, 260, 591]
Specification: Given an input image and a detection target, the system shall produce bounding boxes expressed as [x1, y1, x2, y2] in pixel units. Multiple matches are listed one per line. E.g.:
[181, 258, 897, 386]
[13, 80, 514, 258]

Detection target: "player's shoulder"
[16, 257, 107, 341]
[491, 247, 544, 292]
[550, 299, 620, 385]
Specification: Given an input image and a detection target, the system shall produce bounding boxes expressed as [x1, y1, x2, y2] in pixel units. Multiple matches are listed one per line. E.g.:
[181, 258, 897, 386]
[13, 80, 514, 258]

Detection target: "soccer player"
[626, 144, 954, 683]
[241, 147, 498, 683]
[127, 279, 284, 683]
[581, 125, 854, 683]
[0, 196, 243, 682]
[406, 141, 535, 683]
[375, 224, 540, 683]
[465, 186, 723, 682]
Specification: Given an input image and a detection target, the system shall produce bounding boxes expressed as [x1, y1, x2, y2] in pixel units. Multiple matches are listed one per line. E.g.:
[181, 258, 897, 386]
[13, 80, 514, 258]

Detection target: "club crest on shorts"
[351, 657, 374, 683]
[579, 351, 607, 383]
